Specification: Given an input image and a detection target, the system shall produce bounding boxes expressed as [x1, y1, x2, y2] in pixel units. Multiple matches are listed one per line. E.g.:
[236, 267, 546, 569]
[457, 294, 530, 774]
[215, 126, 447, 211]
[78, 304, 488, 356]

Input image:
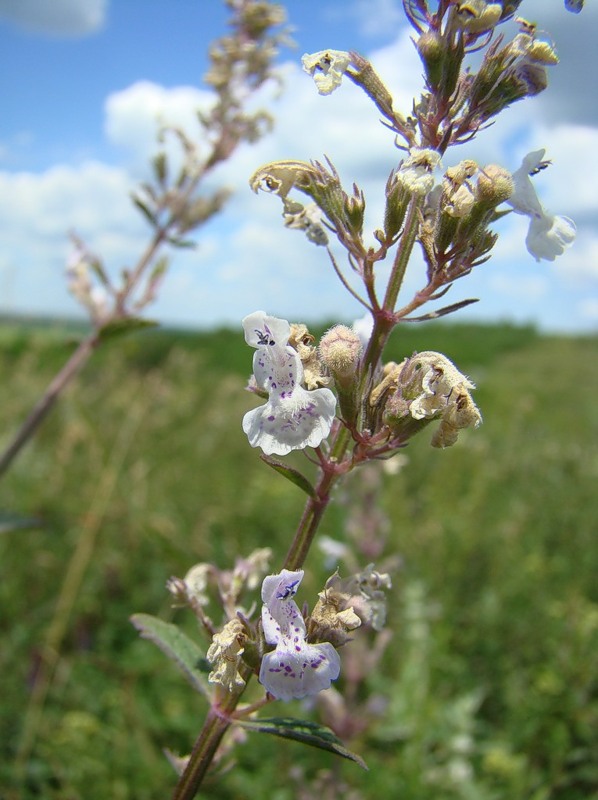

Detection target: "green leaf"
[131, 193, 158, 226]
[237, 717, 367, 769]
[130, 613, 211, 699]
[0, 511, 42, 534]
[259, 456, 317, 498]
[98, 317, 159, 342]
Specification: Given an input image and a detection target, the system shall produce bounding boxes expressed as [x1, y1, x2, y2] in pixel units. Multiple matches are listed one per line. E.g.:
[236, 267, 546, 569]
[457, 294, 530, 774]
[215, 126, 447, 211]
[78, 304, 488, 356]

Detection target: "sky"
[1, 0, 597, 333]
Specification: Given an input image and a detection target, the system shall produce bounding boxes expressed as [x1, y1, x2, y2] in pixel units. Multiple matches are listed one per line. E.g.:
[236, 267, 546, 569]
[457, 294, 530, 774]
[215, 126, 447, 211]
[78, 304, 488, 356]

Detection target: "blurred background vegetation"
[1, 319, 597, 799]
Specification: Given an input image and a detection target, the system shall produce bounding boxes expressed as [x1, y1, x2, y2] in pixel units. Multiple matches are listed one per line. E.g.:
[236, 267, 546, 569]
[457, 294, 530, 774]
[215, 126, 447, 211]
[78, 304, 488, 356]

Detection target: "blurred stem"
[14, 388, 149, 777]
[0, 332, 100, 480]
[171, 680, 247, 800]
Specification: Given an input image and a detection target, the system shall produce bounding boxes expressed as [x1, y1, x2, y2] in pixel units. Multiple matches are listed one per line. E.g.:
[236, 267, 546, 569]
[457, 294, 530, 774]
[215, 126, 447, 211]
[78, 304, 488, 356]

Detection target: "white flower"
[242, 311, 337, 456]
[301, 50, 350, 95]
[507, 150, 576, 262]
[395, 148, 442, 196]
[259, 569, 341, 701]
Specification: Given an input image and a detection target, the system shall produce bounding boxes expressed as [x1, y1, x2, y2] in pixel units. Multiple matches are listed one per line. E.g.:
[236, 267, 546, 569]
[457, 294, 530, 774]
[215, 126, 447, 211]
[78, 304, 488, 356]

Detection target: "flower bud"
[319, 325, 362, 383]
[319, 324, 362, 425]
[475, 164, 514, 206]
[416, 30, 445, 90]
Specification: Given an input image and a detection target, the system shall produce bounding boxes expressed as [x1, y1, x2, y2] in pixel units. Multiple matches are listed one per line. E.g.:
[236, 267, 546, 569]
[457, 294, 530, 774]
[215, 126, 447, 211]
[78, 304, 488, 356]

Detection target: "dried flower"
[379, 352, 482, 448]
[206, 618, 247, 693]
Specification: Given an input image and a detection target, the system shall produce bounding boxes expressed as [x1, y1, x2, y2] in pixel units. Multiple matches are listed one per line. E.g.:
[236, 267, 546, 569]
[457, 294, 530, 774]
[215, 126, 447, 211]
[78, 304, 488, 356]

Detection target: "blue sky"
[1, 0, 597, 332]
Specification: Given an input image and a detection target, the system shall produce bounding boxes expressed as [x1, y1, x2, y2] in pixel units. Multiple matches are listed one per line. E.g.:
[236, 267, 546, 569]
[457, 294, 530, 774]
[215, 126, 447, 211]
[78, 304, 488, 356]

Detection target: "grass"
[0, 318, 597, 800]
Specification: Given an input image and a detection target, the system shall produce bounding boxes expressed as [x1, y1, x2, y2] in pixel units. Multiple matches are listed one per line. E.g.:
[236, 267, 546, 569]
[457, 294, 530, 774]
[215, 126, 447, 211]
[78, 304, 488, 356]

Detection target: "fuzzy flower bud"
[475, 164, 514, 206]
[319, 325, 362, 383]
[319, 324, 362, 425]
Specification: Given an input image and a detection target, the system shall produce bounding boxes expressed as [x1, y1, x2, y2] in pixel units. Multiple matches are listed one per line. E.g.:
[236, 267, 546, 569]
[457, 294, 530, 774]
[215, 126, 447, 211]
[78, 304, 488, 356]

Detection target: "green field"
[1, 320, 597, 799]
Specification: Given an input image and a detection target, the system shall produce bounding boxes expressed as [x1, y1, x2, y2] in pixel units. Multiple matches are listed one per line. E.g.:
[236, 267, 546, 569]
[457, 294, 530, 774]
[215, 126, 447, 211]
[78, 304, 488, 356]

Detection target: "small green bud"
[416, 30, 445, 90]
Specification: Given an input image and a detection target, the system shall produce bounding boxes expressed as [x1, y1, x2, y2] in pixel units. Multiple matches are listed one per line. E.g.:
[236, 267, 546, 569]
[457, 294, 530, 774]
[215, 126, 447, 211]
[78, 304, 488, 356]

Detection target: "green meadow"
[1, 319, 597, 799]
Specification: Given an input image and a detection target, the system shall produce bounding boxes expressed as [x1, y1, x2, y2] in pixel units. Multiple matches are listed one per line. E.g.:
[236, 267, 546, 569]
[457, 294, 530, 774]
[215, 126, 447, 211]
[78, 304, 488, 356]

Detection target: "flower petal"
[526, 213, 576, 261]
[259, 641, 341, 700]
[243, 387, 337, 456]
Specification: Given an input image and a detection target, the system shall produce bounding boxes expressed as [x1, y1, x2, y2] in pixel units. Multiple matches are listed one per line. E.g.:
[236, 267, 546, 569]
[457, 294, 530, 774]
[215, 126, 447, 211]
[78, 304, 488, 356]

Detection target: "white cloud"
[1, 11, 597, 332]
[104, 81, 215, 171]
[0, 161, 145, 316]
[555, 231, 598, 283]
[0, 0, 107, 36]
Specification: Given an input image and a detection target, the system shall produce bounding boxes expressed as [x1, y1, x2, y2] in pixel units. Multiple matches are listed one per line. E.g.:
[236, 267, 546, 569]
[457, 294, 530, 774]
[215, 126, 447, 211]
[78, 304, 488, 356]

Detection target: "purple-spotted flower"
[259, 569, 341, 701]
[242, 311, 337, 456]
[507, 150, 576, 261]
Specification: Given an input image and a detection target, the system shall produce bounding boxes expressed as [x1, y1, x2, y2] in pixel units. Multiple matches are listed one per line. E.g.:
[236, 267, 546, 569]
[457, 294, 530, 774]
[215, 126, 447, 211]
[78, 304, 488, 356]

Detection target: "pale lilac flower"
[242, 311, 337, 456]
[259, 569, 341, 701]
[507, 150, 576, 262]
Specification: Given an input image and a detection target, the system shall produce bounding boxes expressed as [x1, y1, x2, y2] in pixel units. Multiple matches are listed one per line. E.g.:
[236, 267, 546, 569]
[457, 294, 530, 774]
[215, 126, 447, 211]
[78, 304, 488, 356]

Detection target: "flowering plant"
[126, 2, 584, 797]
[2, 1, 580, 798]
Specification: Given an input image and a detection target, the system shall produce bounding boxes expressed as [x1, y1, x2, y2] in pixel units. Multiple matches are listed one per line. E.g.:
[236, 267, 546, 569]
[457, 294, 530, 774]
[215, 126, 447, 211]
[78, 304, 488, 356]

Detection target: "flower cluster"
[242, 311, 337, 455]
[372, 351, 483, 448]
[259, 570, 341, 701]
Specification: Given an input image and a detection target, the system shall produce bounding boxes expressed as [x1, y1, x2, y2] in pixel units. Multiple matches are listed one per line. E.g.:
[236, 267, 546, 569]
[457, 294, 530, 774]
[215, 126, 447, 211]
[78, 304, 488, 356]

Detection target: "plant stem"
[0, 331, 100, 479]
[382, 196, 422, 314]
[170, 709, 232, 800]
[284, 425, 352, 571]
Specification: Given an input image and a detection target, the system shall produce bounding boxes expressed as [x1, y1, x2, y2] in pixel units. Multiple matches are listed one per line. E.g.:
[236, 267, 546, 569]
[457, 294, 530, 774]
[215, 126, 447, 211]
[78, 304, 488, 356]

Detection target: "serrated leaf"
[260, 456, 316, 498]
[0, 511, 42, 534]
[98, 317, 158, 342]
[238, 717, 367, 769]
[130, 613, 211, 698]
